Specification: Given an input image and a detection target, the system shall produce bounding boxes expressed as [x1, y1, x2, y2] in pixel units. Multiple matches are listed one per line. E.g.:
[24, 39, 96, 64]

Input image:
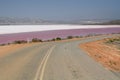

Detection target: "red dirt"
[80, 40, 120, 72]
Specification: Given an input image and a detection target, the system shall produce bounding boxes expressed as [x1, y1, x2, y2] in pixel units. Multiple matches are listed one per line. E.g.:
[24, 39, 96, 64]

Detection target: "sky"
[0, 0, 120, 21]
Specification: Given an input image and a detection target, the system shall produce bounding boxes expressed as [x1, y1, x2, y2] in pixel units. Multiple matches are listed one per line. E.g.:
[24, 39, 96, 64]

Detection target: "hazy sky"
[0, 0, 120, 21]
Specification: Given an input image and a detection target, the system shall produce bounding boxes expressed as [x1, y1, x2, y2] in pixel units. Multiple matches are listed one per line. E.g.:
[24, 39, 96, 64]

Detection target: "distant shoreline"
[0, 26, 120, 44]
[0, 25, 119, 34]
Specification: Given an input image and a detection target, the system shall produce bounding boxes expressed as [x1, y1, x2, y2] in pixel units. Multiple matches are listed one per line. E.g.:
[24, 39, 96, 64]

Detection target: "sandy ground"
[0, 43, 40, 58]
[80, 39, 120, 72]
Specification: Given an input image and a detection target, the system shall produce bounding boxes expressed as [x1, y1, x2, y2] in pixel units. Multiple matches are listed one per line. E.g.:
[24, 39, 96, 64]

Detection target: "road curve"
[0, 35, 120, 80]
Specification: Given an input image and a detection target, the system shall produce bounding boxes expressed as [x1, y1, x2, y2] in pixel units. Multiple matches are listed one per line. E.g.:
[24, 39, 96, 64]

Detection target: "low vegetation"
[67, 36, 74, 39]
[55, 37, 62, 41]
[50, 37, 62, 41]
[32, 38, 42, 42]
[0, 44, 6, 46]
[106, 37, 120, 43]
[105, 37, 120, 49]
[1, 33, 119, 46]
[13, 40, 27, 44]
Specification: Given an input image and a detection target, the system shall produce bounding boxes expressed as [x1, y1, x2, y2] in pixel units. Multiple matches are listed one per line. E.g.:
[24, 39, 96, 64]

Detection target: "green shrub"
[13, 40, 27, 44]
[56, 37, 61, 40]
[32, 38, 42, 42]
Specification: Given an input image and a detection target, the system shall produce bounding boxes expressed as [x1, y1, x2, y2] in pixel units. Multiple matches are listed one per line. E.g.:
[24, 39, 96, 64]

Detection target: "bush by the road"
[32, 38, 43, 42]
[13, 40, 27, 44]
[67, 36, 73, 39]
[56, 37, 62, 40]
